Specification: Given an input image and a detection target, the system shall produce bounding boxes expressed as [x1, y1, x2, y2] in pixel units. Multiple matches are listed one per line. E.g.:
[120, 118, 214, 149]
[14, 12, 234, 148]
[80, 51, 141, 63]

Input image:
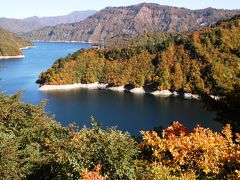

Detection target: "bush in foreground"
[0, 93, 139, 179]
[141, 121, 240, 179]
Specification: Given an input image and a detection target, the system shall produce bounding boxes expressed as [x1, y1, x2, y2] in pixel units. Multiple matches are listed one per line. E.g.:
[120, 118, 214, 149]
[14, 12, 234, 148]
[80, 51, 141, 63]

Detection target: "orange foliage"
[82, 164, 107, 180]
[141, 122, 240, 176]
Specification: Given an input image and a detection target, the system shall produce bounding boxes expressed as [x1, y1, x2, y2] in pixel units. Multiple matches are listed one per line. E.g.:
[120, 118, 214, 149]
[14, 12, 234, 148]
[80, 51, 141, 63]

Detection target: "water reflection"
[43, 89, 222, 135]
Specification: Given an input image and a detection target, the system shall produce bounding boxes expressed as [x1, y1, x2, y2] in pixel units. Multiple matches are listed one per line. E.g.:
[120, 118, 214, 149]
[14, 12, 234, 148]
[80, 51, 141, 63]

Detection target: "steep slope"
[0, 10, 97, 33]
[0, 28, 32, 57]
[23, 3, 240, 42]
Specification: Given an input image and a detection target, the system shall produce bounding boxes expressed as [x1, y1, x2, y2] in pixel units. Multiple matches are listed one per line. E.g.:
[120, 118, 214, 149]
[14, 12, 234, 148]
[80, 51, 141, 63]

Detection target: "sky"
[1, 0, 240, 19]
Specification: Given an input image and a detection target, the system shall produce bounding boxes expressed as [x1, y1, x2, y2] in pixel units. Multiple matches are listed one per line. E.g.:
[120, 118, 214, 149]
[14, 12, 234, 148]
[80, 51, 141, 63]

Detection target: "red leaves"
[163, 121, 189, 138]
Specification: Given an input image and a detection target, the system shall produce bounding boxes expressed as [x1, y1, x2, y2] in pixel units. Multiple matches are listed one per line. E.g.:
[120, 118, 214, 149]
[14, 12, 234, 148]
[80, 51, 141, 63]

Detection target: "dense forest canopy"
[0, 28, 32, 56]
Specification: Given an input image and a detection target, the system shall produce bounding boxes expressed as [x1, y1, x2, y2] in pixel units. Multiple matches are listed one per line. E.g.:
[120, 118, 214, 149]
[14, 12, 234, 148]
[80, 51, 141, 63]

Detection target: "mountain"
[0, 10, 97, 33]
[23, 3, 240, 42]
[0, 28, 32, 57]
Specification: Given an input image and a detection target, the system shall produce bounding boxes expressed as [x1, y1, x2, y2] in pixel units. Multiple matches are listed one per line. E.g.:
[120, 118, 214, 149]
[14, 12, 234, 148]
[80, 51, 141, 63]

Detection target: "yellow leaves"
[43, 138, 52, 147]
[141, 131, 159, 145]
[141, 122, 240, 176]
[236, 133, 240, 144]
[236, 170, 240, 179]
[222, 124, 233, 143]
[141, 162, 181, 180]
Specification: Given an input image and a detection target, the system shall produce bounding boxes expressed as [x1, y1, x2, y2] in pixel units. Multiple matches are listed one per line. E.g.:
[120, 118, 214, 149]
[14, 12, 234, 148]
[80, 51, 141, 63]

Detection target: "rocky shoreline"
[39, 82, 200, 100]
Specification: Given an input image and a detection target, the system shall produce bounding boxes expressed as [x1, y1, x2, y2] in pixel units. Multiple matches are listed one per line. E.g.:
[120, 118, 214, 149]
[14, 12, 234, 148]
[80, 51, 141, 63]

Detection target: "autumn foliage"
[141, 121, 240, 179]
[82, 164, 107, 180]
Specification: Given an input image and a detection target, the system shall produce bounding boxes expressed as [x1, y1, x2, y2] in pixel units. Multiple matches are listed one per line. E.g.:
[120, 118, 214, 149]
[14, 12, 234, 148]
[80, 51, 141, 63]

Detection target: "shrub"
[141, 121, 240, 179]
[42, 119, 139, 179]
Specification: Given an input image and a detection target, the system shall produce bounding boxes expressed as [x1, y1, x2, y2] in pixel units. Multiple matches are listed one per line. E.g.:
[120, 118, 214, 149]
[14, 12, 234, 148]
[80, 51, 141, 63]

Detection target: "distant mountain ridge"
[23, 3, 240, 42]
[0, 10, 97, 33]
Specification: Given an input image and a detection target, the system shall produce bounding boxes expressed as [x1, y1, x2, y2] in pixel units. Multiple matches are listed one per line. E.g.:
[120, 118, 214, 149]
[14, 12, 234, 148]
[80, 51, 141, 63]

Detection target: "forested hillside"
[38, 15, 240, 92]
[23, 3, 240, 42]
[0, 28, 32, 56]
[37, 15, 240, 131]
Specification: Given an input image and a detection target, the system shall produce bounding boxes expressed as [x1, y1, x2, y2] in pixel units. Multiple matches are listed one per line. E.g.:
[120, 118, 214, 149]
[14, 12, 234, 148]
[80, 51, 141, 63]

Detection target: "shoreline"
[39, 82, 200, 100]
[0, 46, 36, 60]
[32, 40, 90, 43]
[20, 46, 36, 50]
[0, 55, 25, 59]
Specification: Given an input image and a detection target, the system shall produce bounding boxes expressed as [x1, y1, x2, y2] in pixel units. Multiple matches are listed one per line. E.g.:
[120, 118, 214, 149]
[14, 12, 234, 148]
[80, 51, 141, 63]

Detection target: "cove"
[0, 42, 223, 135]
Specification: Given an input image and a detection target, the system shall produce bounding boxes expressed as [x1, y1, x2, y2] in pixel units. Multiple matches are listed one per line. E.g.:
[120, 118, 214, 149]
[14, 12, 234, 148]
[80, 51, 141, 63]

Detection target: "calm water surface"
[0, 42, 222, 135]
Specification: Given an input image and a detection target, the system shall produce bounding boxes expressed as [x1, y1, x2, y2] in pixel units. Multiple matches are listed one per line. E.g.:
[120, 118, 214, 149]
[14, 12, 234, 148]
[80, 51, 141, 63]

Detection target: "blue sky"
[1, 0, 240, 19]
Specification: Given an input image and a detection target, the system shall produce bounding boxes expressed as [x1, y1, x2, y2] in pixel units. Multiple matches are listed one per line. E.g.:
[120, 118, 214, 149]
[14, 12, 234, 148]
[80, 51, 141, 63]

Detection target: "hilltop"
[23, 3, 240, 42]
[0, 28, 32, 57]
[0, 10, 97, 33]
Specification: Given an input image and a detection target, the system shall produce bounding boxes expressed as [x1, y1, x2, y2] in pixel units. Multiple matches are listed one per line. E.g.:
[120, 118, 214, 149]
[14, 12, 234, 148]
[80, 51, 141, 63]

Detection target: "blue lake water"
[0, 42, 222, 135]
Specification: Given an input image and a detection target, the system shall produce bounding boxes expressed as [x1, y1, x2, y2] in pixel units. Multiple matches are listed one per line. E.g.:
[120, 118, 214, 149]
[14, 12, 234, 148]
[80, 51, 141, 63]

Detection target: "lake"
[0, 42, 222, 135]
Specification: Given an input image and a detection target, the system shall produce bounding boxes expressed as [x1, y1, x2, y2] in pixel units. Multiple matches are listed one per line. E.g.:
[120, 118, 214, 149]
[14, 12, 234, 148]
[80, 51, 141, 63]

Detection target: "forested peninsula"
[0, 28, 32, 58]
[38, 16, 238, 91]
[37, 15, 240, 131]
